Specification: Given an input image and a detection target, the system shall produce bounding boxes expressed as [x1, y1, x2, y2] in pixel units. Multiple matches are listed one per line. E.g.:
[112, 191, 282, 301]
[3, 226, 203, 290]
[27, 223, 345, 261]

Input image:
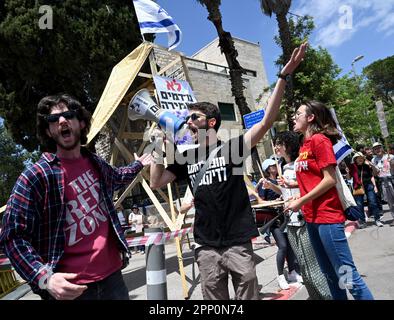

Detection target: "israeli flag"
[330, 108, 353, 163]
[133, 0, 182, 50]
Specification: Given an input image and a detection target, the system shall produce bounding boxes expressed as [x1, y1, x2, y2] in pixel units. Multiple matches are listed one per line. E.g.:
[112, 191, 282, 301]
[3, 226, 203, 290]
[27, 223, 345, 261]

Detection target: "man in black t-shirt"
[149, 43, 307, 300]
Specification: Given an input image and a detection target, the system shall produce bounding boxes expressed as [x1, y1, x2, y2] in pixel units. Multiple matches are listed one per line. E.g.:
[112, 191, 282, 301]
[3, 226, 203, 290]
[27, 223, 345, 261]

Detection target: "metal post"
[145, 227, 167, 300]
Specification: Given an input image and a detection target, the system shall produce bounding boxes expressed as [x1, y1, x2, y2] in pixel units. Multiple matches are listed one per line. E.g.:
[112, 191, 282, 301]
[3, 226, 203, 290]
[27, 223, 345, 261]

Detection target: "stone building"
[153, 36, 274, 167]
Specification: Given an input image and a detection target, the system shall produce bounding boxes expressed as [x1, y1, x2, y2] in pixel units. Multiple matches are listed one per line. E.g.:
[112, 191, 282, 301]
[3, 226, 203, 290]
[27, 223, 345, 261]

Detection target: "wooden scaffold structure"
[86, 41, 197, 299]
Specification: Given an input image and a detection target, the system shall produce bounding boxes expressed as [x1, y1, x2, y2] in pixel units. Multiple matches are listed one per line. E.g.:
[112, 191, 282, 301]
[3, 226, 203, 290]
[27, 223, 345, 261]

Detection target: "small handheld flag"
[330, 108, 353, 163]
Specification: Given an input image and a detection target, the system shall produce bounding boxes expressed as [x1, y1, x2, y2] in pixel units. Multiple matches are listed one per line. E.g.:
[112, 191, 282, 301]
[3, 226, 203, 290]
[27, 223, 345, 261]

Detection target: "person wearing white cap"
[349, 152, 383, 227]
[372, 142, 394, 226]
[257, 157, 302, 291]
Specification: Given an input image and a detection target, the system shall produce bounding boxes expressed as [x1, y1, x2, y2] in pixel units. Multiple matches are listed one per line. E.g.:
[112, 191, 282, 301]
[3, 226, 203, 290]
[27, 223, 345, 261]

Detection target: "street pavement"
[4, 205, 394, 301]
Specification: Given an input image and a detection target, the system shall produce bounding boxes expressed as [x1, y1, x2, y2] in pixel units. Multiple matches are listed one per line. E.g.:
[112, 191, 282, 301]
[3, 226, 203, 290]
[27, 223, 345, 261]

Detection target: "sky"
[152, 0, 394, 84]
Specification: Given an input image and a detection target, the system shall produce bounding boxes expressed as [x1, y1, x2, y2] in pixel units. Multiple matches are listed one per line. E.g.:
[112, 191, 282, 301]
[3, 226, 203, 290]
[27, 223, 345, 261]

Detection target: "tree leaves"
[0, 0, 142, 151]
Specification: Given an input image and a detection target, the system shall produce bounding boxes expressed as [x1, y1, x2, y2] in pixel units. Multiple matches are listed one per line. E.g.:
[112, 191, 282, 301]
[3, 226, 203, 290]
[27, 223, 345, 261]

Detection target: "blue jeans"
[306, 223, 373, 300]
[74, 269, 129, 300]
[45, 269, 129, 300]
[354, 183, 381, 222]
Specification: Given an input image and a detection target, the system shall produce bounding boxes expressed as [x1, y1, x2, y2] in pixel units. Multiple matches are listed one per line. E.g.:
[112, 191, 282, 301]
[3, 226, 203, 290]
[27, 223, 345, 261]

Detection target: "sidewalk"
[5, 234, 303, 300]
[5, 220, 361, 301]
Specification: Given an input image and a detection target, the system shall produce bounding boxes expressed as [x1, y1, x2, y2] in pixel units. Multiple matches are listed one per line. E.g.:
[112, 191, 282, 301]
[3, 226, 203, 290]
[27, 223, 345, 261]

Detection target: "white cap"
[372, 142, 382, 148]
[262, 159, 276, 172]
[352, 152, 365, 162]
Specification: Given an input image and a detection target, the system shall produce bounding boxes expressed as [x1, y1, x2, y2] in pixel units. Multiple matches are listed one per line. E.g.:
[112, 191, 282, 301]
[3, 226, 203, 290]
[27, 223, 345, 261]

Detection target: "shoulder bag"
[352, 166, 365, 196]
[335, 167, 364, 221]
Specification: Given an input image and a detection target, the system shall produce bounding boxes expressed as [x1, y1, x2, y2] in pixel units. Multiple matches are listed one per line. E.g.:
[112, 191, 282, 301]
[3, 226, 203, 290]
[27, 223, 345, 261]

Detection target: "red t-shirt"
[295, 134, 345, 224]
[56, 156, 122, 284]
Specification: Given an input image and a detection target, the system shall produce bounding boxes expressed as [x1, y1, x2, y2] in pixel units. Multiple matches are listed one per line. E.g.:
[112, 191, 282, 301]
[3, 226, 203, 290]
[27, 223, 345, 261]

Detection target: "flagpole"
[132, 0, 146, 43]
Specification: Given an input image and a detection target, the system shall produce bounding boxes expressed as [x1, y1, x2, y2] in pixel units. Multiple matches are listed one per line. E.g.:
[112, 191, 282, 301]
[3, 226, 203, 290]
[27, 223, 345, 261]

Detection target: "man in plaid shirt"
[0, 94, 152, 300]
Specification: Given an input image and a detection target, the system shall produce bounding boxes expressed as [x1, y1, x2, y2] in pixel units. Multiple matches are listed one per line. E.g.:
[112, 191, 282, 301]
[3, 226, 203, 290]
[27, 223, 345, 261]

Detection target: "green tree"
[292, 45, 340, 105]
[333, 76, 381, 146]
[271, 16, 340, 120]
[0, 0, 142, 152]
[362, 56, 394, 145]
[260, 0, 295, 129]
[0, 123, 38, 205]
[363, 55, 394, 108]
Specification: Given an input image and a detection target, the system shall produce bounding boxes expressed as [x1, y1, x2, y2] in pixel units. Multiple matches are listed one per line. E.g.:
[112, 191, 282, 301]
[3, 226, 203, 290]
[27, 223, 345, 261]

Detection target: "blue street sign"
[243, 109, 265, 130]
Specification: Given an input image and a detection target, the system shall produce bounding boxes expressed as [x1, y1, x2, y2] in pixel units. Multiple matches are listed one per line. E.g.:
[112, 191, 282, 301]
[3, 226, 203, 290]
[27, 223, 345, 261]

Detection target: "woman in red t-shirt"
[285, 101, 373, 300]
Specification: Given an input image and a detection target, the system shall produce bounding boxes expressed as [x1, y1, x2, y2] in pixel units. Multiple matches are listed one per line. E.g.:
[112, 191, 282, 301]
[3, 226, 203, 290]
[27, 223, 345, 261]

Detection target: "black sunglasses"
[46, 110, 77, 123]
[185, 113, 205, 122]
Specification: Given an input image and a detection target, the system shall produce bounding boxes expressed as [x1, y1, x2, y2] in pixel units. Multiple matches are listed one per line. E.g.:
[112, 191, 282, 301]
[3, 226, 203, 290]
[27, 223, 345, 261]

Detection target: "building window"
[243, 69, 257, 77]
[218, 102, 236, 121]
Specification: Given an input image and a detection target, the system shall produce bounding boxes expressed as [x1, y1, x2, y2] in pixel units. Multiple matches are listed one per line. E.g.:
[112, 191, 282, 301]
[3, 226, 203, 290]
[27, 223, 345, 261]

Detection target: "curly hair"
[274, 131, 301, 162]
[303, 100, 341, 145]
[36, 94, 92, 152]
[187, 102, 221, 131]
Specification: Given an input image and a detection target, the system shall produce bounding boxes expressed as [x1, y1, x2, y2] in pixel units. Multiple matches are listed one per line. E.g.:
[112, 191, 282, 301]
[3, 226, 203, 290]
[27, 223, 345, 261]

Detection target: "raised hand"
[281, 42, 308, 75]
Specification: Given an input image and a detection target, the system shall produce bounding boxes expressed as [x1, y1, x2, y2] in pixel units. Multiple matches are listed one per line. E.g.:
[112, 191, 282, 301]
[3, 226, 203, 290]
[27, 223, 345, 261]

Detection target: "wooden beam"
[175, 187, 193, 229]
[113, 137, 180, 215]
[140, 178, 176, 231]
[114, 175, 142, 208]
[121, 132, 144, 140]
[157, 56, 181, 76]
[138, 72, 153, 78]
[175, 237, 189, 299]
[150, 48, 190, 299]
[110, 108, 128, 166]
[137, 123, 156, 155]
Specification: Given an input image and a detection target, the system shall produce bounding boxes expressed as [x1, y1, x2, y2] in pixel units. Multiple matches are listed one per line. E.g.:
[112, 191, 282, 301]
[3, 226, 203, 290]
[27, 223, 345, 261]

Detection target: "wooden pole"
[270, 139, 282, 178]
[152, 49, 189, 299]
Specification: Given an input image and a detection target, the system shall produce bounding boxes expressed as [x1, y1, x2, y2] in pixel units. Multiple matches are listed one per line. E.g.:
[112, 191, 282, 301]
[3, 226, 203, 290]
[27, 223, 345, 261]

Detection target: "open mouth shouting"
[60, 126, 72, 141]
[188, 125, 199, 142]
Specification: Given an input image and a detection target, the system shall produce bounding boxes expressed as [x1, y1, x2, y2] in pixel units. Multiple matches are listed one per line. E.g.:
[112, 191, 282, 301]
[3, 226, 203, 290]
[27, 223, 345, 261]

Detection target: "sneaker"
[375, 220, 384, 227]
[358, 221, 367, 229]
[277, 274, 290, 290]
[288, 270, 303, 283]
[264, 235, 271, 244]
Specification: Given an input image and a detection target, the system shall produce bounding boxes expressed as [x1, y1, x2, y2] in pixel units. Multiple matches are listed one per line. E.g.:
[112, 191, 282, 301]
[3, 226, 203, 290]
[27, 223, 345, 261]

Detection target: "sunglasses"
[185, 113, 206, 122]
[46, 110, 77, 123]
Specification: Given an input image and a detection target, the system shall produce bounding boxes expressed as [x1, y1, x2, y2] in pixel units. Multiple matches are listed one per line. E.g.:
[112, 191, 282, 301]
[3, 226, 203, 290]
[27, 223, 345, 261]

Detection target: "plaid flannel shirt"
[0, 149, 143, 295]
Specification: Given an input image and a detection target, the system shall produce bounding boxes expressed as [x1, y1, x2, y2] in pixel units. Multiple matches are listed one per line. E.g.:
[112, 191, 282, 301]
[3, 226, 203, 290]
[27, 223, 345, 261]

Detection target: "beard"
[193, 121, 210, 143]
[52, 129, 81, 151]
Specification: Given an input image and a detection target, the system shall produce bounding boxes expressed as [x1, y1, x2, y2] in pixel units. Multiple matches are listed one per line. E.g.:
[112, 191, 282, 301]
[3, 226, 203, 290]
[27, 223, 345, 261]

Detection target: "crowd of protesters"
[1, 40, 393, 301]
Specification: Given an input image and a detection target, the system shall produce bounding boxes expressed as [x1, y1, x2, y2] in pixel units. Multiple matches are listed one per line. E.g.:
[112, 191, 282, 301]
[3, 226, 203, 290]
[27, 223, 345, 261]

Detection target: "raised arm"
[245, 43, 308, 148]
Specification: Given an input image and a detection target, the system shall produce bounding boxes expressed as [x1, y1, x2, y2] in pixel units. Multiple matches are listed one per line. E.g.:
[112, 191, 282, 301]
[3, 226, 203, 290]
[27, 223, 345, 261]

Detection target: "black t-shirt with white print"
[167, 135, 258, 248]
